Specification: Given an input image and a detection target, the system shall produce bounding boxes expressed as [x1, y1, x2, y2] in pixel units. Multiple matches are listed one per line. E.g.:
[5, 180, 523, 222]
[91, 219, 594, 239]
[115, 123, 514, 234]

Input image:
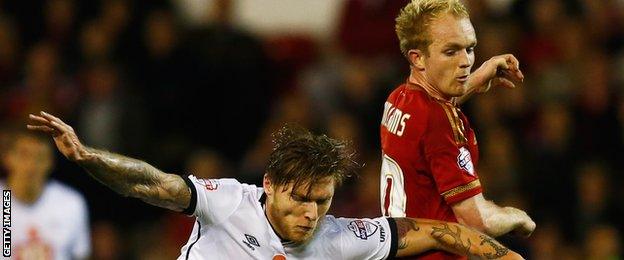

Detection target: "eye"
[444, 50, 456, 56]
[291, 195, 304, 202]
[467, 47, 475, 54]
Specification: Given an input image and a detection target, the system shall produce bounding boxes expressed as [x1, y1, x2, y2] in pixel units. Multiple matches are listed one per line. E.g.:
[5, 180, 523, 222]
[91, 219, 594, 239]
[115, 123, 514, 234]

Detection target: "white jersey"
[178, 176, 398, 260]
[2, 180, 91, 260]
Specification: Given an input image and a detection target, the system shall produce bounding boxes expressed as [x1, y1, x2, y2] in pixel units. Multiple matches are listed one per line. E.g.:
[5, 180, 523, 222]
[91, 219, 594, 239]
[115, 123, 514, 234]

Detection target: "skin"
[3, 135, 54, 204]
[27, 111, 524, 259]
[407, 13, 524, 104]
[263, 176, 334, 244]
[394, 218, 523, 259]
[408, 13, 477, 99]
[452, 194, 536, 238]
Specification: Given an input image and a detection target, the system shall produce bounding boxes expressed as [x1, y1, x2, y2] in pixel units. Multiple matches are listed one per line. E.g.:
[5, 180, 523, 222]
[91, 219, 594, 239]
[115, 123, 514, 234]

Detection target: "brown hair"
[266, 124, 359, 193]
[395, 0, 469, 56]
[2, 128, 52, 153]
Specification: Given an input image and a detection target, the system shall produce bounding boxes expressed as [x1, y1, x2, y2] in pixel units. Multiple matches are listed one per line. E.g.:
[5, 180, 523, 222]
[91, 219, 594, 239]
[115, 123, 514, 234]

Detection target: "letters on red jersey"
[380, 83, 482, 221]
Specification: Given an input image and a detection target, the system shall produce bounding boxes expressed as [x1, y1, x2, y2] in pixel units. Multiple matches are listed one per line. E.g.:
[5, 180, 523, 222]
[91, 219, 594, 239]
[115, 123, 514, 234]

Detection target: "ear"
[407, 49, 426, 71]
[263, 174, 273, 195]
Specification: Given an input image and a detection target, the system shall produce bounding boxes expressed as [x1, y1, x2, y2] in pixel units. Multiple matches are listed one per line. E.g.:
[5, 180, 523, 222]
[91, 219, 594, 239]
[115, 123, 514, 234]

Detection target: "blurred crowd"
[1, 0, 623, 259]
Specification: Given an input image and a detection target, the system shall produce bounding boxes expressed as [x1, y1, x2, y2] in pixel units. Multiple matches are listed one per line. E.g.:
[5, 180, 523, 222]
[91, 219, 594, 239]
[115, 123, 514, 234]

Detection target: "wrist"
[75, 146, 97, 164]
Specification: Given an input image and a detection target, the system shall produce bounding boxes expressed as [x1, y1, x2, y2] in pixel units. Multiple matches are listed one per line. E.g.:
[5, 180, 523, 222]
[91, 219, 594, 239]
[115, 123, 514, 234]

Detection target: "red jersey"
[380, 83, 482, 260]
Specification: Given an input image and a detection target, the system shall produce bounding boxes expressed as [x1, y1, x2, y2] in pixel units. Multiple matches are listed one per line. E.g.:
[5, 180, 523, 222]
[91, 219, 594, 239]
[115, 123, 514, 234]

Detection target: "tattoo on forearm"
[431, 223, 472, 255]
[479, 235, 509, 259]
[395, 218, 421, 249]
[79, 148, 164, 196]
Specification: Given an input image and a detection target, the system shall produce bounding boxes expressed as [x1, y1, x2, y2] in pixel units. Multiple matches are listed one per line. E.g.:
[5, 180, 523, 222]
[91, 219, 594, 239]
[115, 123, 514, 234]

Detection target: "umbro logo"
[242, 234, 260, 251]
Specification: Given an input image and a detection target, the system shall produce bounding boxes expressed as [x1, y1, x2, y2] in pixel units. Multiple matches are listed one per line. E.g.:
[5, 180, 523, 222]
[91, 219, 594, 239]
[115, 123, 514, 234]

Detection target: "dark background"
[1, 0, 623, 258]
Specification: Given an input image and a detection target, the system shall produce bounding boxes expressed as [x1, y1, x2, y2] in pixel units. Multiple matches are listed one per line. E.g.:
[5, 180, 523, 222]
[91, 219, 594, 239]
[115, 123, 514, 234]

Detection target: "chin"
[289, 231, 313, 244]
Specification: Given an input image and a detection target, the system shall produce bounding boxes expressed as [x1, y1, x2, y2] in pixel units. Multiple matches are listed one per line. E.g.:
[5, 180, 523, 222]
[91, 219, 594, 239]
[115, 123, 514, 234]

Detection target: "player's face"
[3, 137, 53, 181]
[422, 14, 476, 98]
[265, 176, 335, 244]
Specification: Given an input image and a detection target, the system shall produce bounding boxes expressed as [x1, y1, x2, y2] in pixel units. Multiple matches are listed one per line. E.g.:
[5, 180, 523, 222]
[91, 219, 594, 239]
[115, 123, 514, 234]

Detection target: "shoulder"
[324, 216, 389, 242]
[425, 101, 458, 130]
[185, 176, 257, 205]
[187, 176, 255, 193]
[315, 216, 393, 259]
[184, 176, 260, 222]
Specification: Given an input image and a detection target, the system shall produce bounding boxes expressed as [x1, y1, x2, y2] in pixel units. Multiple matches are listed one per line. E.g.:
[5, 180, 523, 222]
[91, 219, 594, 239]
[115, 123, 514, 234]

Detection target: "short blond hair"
[396, 0, 469, 56]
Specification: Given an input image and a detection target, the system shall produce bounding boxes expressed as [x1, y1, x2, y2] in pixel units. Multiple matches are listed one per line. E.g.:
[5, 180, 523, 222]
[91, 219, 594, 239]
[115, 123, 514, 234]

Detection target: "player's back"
[380, 83, 481, 260]
[381, 84, 454, 221]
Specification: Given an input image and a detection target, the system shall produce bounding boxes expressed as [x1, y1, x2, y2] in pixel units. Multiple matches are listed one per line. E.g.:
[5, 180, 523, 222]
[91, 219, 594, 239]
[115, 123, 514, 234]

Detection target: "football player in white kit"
[1, 131, 90, 259]
[28, 111, 523, 259]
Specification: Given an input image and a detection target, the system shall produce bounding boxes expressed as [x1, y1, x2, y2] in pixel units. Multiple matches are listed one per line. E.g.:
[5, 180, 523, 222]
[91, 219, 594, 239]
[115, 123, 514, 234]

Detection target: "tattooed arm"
[27, 112, 190, 211]
[393, 218, 524, 259]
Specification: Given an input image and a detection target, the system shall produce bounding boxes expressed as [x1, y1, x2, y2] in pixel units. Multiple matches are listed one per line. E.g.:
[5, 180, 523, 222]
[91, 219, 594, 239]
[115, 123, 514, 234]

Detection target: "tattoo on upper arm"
[479, 235, 509, 259]
[395, 218, 421, 249]
[431, 223, 472, 255]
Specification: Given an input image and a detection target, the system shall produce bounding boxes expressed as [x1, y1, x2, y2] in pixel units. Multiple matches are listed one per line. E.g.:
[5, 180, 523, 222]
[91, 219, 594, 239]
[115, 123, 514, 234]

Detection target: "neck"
[8, 173, 45, 204]
[408, 68, 451, 102]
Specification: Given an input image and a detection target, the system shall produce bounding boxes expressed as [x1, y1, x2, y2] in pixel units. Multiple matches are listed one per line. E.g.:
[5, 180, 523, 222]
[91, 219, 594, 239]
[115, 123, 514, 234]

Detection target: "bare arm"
[453, 54, 524, 106]
[394, 218, 524, 259]
[27, 112, 191, 211]
[451, 193, 535, 238]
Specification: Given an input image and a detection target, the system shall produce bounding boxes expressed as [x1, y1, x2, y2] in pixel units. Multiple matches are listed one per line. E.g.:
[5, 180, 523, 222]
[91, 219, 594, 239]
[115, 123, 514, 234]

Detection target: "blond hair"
[395, 0, 469, 56]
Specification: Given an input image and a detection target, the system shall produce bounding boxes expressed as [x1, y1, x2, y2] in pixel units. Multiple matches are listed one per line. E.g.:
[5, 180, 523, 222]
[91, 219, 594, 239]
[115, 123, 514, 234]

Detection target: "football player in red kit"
[380, 1, 536, 259]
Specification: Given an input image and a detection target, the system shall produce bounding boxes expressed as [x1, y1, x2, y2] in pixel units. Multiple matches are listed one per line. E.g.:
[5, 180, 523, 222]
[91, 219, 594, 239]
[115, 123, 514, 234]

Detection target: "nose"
[303, 202, 318, 222]
[458, 49, 472, 69]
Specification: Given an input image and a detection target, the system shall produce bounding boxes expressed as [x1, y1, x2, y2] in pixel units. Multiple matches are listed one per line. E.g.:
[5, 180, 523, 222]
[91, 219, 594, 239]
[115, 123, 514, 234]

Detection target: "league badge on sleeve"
[347, 220, 379, 240]
[195, 179, 220, 191]
[457, 147, 475, 176]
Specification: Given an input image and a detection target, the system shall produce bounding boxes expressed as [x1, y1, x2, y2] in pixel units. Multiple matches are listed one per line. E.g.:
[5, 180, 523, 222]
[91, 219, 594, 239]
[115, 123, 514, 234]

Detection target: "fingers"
[26, 125, 57, 134]
[504, 55, 524, 82]
[491, 54, 524, 83]
[38, 111, 72, 132]
[492, 77, 516, 89]
[39, 111, 63, 125]
[28, 112, 69, 136]
[508, 54, 524, 81]
[29, 114, 51, 125]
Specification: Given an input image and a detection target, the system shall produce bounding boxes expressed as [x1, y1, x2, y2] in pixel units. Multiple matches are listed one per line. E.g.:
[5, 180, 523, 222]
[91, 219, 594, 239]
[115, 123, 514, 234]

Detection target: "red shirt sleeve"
[423, 102, 482, 204]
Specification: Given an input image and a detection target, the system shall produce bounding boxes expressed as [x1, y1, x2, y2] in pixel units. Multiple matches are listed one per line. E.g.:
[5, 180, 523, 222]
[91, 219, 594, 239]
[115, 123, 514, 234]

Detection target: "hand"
[469, 54, 524, 93]
[27, 111, 88, 162]
[514, 217, 536, 238]
[505, 207, 536, 238]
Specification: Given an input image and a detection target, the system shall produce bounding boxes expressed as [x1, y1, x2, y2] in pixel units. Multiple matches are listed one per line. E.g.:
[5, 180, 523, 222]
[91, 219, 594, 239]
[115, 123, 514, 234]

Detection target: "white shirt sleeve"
[335, 217, 398, 260]
[182, 175, 244, 225]
[71, 193, 91, 259]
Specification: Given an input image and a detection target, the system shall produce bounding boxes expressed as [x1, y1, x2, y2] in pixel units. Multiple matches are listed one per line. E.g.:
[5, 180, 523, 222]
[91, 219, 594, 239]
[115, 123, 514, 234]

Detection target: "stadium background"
[1, 0, 623, 258]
